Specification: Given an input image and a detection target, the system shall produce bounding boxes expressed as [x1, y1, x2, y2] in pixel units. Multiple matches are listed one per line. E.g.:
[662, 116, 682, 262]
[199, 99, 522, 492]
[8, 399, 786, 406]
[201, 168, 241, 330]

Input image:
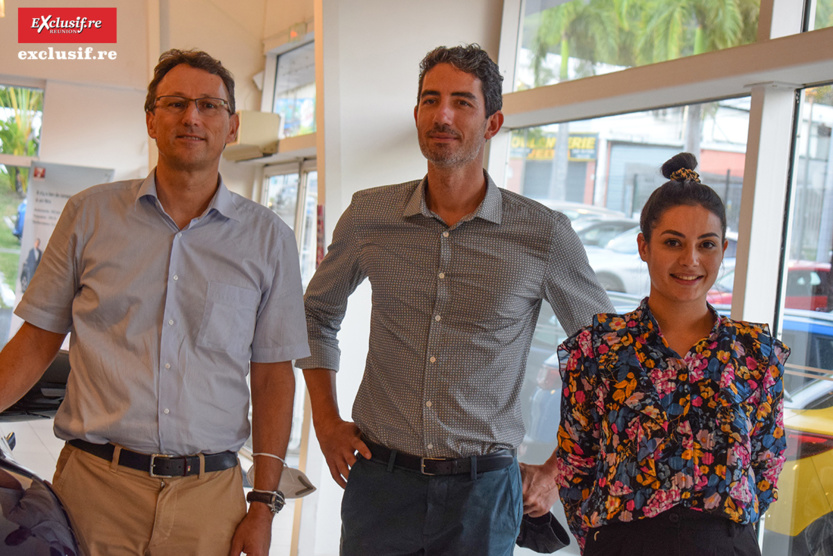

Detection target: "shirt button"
[438, 272, 445, 279]
[434, 315, 441, 322]
[164, 363, 171, 369]
[176, 233, 182, 239]
[426, 401, 432, 408]
[429, 356, 436, 363]
[442, 232, 449, 238]
[168, 319, 174, 326]
[163, 408, 170, 415]
[427, 443, 433, 450]
[172, 275, 179, 281]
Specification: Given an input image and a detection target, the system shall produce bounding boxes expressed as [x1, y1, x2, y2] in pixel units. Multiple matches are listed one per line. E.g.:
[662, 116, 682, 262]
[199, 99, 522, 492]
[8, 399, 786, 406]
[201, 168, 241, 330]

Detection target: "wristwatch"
[246, 490, 286, 514]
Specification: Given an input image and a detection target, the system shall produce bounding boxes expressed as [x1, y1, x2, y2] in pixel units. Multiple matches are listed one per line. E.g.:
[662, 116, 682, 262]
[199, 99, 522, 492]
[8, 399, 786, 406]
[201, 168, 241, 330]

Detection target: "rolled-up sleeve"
[542, 214, 612, 337]
[296, 201, 366, 371]
[556, 328, 600, 550]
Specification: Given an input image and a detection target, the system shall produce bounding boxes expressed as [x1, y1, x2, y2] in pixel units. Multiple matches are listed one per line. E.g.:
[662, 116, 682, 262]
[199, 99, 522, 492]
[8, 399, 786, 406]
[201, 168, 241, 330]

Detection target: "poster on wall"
[6, 161, 114, 341]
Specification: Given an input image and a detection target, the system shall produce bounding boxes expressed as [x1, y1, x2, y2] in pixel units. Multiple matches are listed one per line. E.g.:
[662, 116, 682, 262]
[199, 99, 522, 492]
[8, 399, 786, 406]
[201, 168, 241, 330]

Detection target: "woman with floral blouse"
[556, 152, 790, 555]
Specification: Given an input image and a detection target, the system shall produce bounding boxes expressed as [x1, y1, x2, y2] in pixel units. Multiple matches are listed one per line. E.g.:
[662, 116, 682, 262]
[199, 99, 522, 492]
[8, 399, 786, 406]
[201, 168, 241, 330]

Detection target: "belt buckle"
[149, 453, 175, 478]
[420, 457, 444, 476]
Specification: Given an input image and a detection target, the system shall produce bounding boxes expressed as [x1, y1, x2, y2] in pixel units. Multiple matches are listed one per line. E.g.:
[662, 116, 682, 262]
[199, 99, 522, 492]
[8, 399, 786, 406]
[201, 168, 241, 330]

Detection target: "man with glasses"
[0, 49, 309, 556]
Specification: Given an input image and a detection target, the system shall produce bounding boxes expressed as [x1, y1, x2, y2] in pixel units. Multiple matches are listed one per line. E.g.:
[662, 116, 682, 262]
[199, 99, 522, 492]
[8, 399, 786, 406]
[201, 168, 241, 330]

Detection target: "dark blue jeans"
[340, 455, 523, 556]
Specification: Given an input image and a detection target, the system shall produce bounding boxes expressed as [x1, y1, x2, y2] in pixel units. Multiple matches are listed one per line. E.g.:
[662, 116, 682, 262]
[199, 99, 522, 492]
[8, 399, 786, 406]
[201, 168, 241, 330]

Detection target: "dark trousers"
[340, 455, 523, 556]
[584, 506, 761, 556]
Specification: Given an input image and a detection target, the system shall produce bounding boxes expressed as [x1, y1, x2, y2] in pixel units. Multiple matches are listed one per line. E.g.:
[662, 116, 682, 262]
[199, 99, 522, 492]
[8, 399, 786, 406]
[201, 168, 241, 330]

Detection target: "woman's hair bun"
[661, 152, 698, 180]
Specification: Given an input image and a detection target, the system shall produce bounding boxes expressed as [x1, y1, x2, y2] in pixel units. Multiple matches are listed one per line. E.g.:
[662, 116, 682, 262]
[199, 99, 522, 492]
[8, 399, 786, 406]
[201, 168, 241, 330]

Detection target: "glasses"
[154, 95, 232, 117]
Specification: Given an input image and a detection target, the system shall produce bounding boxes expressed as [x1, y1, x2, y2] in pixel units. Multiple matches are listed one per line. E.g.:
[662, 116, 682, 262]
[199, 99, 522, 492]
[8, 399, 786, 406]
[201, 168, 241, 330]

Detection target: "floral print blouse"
[555, 299, 789, 551]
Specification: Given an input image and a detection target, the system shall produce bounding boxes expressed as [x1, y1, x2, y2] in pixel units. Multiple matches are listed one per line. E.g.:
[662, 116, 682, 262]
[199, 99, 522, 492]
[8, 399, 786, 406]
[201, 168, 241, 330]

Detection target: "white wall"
[0, 0, 149, 181]
[0, 0, 277, 192]
[157, 0, 272, 197]
[300, 1, 504, 553]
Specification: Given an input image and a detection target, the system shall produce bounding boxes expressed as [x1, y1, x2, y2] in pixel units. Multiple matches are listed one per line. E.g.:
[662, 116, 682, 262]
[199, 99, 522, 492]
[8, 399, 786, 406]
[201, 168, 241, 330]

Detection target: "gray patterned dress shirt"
[297, 172, 612, 458]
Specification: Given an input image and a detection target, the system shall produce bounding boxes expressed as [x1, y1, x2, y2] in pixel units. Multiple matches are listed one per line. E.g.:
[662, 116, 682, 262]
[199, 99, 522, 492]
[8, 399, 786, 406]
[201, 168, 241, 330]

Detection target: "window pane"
[811, 0, 833, 30]
[264, 172, 300, 229]
[515, 0, 759, 91]
[514, 99, 750, 507]
[0, 86, 41, 337]
[299, 170, 318, 287]
[0, 85, 43, 159]
[761, 83, 833, 556]
[272, 42, 316, 138]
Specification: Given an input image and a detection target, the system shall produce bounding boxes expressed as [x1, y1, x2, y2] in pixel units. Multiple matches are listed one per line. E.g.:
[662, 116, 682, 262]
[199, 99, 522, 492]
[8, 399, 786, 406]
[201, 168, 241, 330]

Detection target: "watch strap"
[246, 489, 286, 514]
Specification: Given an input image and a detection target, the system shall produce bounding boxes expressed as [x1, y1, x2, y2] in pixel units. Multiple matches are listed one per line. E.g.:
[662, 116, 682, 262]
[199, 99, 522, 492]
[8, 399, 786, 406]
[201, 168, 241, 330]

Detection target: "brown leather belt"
[365, 440, 515, 476]
[68, 439, 237, 478]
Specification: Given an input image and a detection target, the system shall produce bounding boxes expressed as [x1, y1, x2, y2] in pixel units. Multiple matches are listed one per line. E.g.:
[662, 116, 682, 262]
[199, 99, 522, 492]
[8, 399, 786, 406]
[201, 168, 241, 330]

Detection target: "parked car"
[762, 369, 833, 556]
[572, 218, 639, 247]
[537, 200, 627, 225]
[708, 261, 832, 312]
[586, 227, 737, 296]
[524, 302, 833, 555]
[0, 432, 80, 554]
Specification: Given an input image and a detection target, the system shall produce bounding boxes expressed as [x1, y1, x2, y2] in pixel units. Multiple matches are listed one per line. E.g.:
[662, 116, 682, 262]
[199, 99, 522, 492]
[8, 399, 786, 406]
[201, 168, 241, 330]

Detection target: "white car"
[586, 227, 737, 296]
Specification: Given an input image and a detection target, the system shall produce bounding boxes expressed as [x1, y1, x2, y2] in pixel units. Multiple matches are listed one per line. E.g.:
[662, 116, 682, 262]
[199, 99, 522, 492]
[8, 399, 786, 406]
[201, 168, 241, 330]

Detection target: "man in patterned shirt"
[297, 44, 612, 555]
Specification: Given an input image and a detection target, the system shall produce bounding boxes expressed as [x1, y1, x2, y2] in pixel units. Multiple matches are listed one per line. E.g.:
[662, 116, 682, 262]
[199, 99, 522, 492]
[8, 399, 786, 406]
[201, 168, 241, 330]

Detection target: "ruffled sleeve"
[750, 329, 790, 514]
[556, 326, 600, 551]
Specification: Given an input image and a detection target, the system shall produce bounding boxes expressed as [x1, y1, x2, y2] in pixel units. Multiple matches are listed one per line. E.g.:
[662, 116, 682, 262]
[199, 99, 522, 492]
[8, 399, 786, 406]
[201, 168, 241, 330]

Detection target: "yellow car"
[762, 311, 833, 556]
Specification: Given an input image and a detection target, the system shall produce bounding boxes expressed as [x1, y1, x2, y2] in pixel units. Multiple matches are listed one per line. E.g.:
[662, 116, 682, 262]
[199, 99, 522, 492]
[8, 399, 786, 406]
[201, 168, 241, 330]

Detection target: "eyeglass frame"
[152, 95, 234, 116]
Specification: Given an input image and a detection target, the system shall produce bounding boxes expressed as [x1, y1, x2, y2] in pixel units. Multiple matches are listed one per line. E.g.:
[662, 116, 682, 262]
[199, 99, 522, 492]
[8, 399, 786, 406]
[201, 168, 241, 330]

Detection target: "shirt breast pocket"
[197, 282, 260, 356]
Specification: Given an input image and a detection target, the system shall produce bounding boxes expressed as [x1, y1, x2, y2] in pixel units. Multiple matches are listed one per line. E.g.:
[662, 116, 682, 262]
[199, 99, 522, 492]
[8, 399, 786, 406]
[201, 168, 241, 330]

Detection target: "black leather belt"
[365, 440, 515, 476]
[68, 439, 237, 478]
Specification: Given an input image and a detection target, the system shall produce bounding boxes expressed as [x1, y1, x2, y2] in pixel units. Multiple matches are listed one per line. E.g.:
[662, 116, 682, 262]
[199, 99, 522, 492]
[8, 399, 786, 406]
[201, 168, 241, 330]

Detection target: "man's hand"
[519, 459, 560, 517]
[302, 368, 372, 488]
[228, 503, 273, 556]
[315, 417, 372, 488]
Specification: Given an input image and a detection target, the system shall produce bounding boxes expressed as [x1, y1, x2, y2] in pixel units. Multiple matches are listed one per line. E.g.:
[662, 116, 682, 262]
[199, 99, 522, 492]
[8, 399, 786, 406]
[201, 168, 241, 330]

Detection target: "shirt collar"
[634, 297, 725, 338]
[403, 171, 503, 225]
[136, 170, 241, 222]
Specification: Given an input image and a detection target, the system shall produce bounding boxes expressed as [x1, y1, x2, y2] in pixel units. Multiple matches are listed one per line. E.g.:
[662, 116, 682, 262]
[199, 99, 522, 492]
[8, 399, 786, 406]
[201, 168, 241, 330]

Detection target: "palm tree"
[635, 0, 758, 159]
[0, 86, 43, 195]
[524, 0, 635, 199]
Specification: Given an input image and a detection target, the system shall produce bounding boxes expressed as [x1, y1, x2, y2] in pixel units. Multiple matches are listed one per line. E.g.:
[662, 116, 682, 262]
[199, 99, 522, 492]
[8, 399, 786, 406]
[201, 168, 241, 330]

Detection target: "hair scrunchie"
[670, 168, 700, 183]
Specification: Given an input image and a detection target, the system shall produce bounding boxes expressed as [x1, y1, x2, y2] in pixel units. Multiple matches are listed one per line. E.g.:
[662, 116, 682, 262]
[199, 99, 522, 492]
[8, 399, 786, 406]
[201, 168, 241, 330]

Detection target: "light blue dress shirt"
[16, 172, 310, 455]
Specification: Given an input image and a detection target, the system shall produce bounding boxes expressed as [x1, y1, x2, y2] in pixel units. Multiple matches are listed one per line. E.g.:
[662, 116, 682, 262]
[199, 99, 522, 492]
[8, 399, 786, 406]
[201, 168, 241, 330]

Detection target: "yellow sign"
[510, 133, 598, 161]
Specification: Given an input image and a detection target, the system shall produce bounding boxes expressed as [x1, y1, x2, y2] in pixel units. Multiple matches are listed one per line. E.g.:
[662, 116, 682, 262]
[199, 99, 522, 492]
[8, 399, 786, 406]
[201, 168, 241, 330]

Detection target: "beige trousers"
[52, 443, 247, 556]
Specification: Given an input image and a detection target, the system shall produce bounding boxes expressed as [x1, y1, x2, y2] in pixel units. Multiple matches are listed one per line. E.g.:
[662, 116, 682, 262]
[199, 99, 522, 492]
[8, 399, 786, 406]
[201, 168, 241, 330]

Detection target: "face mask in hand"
[246, 462, 317, 499]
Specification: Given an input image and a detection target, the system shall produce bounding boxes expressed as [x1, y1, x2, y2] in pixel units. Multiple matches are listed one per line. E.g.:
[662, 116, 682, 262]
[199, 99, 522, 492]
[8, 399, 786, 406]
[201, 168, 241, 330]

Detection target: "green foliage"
[0, 185, 23, 306]
[524, 0, 760, 85]
[816, 0, 833, 31]
[0, 86, 44, 194]
[636, 0, 757, 63]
